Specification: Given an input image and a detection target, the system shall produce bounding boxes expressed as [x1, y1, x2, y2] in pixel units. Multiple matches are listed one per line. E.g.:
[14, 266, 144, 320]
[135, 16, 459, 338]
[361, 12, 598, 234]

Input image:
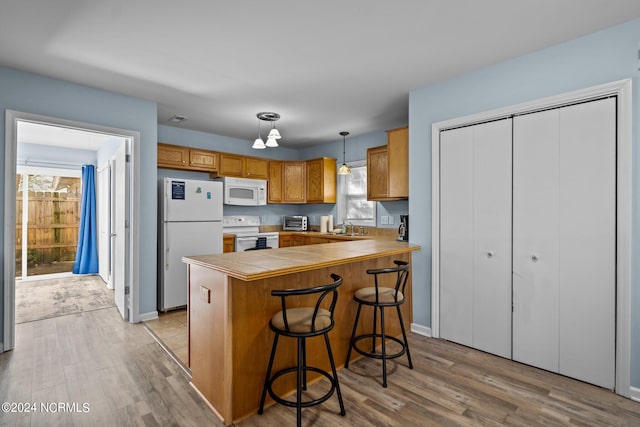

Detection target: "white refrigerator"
[159, 178, 223, 311]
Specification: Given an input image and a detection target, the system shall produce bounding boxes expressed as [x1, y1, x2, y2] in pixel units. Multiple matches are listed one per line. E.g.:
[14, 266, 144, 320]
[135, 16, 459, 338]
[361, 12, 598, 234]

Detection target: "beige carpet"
[15, 275, 115, 324]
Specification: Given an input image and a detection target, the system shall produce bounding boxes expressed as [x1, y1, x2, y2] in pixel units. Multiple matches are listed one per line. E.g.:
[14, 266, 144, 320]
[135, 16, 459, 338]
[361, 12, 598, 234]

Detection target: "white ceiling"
[2, 1, 640, 148]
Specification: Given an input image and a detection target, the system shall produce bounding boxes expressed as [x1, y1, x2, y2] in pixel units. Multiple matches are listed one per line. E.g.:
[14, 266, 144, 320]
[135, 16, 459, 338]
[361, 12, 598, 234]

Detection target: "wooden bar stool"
[258, 274, 346, 427]
[344, 260, 413, 387]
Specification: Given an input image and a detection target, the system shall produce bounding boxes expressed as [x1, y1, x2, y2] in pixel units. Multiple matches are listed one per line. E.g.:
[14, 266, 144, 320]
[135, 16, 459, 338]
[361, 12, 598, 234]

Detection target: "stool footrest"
[267, 366, 337, 409]
[351, 334, 407, 360]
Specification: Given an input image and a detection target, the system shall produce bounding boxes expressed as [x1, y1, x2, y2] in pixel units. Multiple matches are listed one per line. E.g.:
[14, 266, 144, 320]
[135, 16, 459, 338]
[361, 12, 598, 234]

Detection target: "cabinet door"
[245, 157, 268, 179]
[283, 162, 306, 203]
[278, 235, 292, 247]
[367, 146, 388, 200]
[387, 126, 408, 198]
[268, 161, 283, 203]
[513, 98, 616, 388]
[223, 235, 235, 253]
[305, 158, 336, 204]
[291, 235, 305, 246]
[219, 153, 245, 177]
[189, 149, 218, 172]
[158, 143, 189, 169]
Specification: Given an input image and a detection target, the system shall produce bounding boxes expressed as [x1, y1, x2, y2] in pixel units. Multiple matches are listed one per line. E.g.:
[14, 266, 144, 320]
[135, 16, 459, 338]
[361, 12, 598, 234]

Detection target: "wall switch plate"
[200, 286, 211, 304]
[381, 215, 389, 225]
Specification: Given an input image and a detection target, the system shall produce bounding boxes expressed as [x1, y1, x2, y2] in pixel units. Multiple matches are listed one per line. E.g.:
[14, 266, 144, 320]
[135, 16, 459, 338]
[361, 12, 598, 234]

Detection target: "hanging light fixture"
[252, 116, 266, 149]
[337, 131, 351, 175]
[253, 112, 281, 149]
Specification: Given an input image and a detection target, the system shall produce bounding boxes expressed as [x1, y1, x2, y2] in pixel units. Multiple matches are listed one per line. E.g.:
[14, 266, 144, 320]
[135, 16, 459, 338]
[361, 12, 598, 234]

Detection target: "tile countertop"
[183, 239, 420, 281]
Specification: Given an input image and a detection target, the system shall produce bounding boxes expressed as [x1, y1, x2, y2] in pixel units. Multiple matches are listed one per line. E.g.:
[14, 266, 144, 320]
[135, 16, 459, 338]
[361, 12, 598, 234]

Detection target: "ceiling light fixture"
[337, 131, 351, 175]
[252, 112, 281, 149]
[168, 115, 188, 124]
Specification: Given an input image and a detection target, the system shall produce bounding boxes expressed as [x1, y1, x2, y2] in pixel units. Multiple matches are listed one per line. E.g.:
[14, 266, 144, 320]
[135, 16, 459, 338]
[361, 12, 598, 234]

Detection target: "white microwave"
[218, 177, 267, 206]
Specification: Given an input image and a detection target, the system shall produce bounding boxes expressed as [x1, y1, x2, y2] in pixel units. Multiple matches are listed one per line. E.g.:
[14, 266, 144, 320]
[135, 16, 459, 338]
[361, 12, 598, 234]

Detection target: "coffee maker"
[398, 215, 409, 241]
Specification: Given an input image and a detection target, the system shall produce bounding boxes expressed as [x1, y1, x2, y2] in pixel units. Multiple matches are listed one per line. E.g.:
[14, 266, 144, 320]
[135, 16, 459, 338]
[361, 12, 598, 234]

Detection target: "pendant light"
[337, 131, 351, 175]
[253, 112, 281, 149]
[252, 116, 266, 149]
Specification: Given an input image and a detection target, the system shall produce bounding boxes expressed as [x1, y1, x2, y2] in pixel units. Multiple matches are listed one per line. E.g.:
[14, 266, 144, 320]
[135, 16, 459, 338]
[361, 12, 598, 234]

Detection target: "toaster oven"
[283, 215, 308, 231]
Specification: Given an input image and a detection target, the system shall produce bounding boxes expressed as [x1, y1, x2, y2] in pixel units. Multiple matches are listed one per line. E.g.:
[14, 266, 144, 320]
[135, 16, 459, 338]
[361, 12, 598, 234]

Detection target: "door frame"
[430, 79, 632, 397]
[3, 110, 141, 351]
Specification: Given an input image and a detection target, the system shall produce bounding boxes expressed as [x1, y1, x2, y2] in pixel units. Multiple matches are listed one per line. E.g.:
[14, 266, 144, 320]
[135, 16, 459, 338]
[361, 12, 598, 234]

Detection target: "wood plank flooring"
[2, 306, 639, 426]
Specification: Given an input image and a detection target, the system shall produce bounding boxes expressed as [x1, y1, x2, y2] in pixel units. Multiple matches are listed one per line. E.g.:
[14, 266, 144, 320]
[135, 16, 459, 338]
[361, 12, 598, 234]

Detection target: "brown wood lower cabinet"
[223, 235, 235, 253]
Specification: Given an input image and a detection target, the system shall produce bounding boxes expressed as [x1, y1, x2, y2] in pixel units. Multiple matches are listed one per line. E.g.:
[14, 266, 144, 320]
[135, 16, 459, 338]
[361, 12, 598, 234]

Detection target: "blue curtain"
[73, 165, 98, 274]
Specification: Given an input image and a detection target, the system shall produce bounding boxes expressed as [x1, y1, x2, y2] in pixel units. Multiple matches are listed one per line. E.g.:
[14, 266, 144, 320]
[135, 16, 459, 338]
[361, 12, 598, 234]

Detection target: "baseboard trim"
[138, 310, 159, 322]
[630, 386, 640, 402]
[411, 323, 432, 337]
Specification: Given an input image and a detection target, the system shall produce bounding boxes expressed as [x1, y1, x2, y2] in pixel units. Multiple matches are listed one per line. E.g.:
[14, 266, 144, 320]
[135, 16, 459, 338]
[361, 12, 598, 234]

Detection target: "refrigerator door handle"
[164, 222, 170, 270]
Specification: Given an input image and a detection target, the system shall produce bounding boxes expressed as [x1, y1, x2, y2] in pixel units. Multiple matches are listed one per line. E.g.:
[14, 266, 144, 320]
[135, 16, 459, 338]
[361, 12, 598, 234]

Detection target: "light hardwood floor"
[2, 306, 639, 426]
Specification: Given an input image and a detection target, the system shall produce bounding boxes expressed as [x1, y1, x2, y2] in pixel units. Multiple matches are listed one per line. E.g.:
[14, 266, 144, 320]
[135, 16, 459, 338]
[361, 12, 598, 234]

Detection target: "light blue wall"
[0, 66, 158, 326]
[409, 19, 640, 387]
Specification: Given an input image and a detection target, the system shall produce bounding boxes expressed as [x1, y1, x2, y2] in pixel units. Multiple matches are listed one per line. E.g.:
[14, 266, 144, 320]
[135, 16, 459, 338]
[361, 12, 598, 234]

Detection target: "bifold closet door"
[440, 118, 512, 358]
[512, 98, 616, 389]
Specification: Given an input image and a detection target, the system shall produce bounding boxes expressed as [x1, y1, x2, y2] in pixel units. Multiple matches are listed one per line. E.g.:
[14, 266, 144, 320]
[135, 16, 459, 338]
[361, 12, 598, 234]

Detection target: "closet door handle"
[487, 251, 495, 258]
[531, 253, 539, 262]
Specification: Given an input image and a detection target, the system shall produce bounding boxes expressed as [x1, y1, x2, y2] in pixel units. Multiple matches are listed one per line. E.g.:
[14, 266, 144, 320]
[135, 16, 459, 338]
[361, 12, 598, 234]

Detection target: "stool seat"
[345, 260, 413, 388]
[259, 274, 346, 427]
[271, 307, 332, 333]
[354, 287, 404, 305]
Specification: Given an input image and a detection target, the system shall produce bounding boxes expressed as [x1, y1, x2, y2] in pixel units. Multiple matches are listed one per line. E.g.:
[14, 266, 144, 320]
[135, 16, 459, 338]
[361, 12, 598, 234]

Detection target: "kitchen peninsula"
[183, 239, 420, 425]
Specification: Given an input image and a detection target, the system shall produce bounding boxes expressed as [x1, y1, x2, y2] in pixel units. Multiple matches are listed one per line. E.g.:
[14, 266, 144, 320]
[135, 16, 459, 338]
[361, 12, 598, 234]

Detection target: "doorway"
[3, 111, 140, 351]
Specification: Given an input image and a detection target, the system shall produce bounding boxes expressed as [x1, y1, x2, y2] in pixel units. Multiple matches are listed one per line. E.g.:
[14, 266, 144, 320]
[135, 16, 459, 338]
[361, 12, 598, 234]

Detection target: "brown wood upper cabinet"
[306, 157, 336, 203]
[367, 126, 408, 201]
[218, 153, 269, 179]
[158, 142, 219, 172]
[268, 160, 306, 203]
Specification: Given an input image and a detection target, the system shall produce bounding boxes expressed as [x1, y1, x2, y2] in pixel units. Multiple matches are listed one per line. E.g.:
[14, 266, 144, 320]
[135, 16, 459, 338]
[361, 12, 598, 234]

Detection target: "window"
[336, 160, 376, 227]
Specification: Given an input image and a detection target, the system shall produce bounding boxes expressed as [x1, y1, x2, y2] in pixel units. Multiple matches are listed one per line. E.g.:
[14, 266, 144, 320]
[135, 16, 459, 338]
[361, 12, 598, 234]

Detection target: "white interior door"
[97, 165, 112, 288]
[557, 99, 616, 388]
[512, 109, 560, 373]
[472, 119, 512, 358]
[513, 98, 616, 388]
[112, 142, 128, 320]
[440, 125, 474, 347]
[440, 119, 512, 357]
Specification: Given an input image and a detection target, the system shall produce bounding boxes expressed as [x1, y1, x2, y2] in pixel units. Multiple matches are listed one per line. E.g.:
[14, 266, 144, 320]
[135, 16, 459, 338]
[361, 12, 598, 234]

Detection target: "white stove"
[222, 215, 279, 252]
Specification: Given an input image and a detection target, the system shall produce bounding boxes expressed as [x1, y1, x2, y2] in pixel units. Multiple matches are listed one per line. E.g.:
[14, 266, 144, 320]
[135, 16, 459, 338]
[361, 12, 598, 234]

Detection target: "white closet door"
[472, 119, 512, 358]
[440, 119, 512, 357]
[440, 126, 474, 347]
[513, 98, 616, 388]
[557, 98, 615, 388]
[513, 109, 560, 373]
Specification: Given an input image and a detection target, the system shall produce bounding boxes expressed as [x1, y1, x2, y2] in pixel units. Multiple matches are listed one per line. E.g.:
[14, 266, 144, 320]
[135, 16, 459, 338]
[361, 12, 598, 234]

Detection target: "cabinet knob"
[487, 251, 495, 258]
[182, 160, 186, 164]
[531, 253, 539, 262]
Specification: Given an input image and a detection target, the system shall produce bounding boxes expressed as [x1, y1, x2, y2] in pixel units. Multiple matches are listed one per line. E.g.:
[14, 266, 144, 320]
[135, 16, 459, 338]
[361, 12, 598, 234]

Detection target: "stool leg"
[345, 302, 363, 368]
[380, 307, 388, 387]
[396, 305, 413, 369]
[324, 332, 346, 416]
[296, 337, 303, 427]
[372, 303, 378, 353]
[259, 333, 280, 414]
[301, 338, 307, 390]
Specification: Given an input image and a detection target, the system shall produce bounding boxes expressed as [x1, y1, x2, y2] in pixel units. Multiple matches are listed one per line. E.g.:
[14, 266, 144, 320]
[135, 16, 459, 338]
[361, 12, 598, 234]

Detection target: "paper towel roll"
[328, 215, 333, 232]
[320, 216, 328, 233]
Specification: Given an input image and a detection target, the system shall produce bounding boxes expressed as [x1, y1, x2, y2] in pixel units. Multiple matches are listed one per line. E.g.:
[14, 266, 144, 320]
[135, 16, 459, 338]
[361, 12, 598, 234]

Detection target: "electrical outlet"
[200, 286, 211, 304]
[381, 215, 389, 225]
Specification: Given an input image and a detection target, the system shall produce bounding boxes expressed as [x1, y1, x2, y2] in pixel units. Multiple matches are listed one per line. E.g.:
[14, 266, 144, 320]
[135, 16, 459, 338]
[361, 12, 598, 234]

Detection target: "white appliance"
[223, 216, 279, 252]
[159, 178, 223, 311]
[218, 176, 267, 206]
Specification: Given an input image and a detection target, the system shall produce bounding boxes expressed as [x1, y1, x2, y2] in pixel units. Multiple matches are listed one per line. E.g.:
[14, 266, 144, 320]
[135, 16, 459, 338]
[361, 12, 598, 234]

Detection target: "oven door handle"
[236, 236, 260, 242]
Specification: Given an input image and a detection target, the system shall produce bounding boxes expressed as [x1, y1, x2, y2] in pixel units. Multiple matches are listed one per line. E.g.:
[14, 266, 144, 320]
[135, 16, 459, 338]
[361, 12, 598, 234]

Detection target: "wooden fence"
[15, 191, 80, 269]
